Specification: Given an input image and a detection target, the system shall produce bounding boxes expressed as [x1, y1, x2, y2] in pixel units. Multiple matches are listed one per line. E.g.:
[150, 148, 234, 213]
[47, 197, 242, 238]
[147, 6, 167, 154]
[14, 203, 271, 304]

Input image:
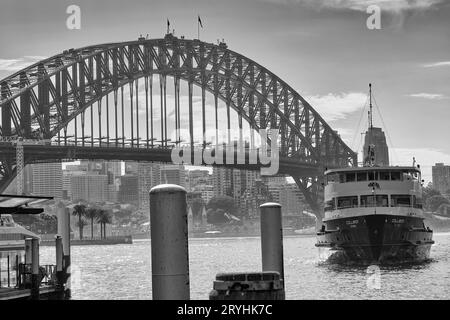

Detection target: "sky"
[0, 0, 449, 182]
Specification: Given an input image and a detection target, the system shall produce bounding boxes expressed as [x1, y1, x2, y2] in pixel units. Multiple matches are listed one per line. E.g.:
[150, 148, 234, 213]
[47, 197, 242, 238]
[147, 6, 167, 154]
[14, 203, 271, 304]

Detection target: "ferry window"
[391, 194, 411, 207]
[379, 171, 390, 180]
[391, 171, 401, 181]
[405, 171, 419, 181]
[402, 171, 413, 181]
[345, 173, 356, 182]
[360, 195, 388, 207]
[325, 199, 336, 211]
[337, 196, 358, 209]
[413, 196, 423, 209]
[327, 173, 339, 184]
[368, 171, 376, 181]
[339, 173, 345, 183]
[376, 195, 389, 207]
[357, 172, 367, 181]
[361, 195, 375, 207]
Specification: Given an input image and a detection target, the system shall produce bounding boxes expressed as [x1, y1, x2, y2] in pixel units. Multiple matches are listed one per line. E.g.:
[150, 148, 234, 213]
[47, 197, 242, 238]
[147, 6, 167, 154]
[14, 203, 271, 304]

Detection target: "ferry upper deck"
[323, 166, 424, 221]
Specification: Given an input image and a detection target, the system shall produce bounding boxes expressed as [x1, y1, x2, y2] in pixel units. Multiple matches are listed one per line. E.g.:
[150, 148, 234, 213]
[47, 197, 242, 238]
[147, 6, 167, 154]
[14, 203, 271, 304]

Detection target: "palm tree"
[72, 204, 87, 240]
[85, 206, 100, 239]
[75, 219, 88, 238]
[97, 210, 113, 239]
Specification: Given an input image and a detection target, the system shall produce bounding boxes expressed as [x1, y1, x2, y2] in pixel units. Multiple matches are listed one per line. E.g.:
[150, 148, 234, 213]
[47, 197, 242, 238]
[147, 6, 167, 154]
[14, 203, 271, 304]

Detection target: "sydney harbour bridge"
[0, 33, 357, 217]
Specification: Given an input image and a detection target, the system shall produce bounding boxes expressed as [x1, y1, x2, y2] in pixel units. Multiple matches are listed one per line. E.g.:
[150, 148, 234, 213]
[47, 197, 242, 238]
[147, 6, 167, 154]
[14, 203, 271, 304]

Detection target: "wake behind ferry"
[316, 84, 434, 264]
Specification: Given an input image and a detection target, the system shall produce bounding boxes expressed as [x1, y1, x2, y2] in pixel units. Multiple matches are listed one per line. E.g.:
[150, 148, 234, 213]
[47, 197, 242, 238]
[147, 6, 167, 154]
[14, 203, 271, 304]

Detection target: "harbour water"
[40, 233, 450, 300]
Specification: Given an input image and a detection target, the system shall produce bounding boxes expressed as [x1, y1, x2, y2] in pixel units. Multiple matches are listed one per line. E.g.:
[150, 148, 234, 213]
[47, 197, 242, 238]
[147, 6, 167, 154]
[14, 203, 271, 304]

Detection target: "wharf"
[40, 235, 132, 246]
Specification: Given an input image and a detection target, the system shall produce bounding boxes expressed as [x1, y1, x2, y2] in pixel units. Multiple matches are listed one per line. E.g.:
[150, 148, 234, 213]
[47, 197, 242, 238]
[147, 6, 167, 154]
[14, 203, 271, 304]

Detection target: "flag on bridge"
[197, 15, 203, 39]
[167, 19, 170, 34]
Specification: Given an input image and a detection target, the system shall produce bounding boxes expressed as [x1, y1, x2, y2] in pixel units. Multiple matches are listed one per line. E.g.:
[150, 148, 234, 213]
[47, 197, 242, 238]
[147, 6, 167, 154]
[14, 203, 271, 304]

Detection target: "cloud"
[407, 93, 448, 100]
[268, 0, 443, 12]
[306, 92, 367, 121]
[0, 56, 46, 72]
[423, 61, 450, 68]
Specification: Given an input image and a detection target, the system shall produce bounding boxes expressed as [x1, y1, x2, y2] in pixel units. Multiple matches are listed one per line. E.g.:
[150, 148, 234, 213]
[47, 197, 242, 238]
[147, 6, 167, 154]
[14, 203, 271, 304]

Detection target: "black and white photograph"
[0, 0, 449, 307]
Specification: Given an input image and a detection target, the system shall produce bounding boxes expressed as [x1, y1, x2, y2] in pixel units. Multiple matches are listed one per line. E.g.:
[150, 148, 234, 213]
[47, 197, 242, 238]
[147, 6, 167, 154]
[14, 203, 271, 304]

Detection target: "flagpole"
[197, 16, 200, 40]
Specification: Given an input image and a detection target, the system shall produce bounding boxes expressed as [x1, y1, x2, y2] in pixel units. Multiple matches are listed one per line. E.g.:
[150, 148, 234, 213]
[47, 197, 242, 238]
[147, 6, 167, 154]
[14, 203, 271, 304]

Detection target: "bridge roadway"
[0, 144, 320, 177]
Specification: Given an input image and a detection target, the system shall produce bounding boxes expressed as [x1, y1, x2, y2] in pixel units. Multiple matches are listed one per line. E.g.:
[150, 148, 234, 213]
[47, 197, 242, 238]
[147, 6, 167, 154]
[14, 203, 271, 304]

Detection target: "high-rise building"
[70, 174, 109, 203]
[160, 164, 186, 187]
[31, 163, 63, 199]
[107, 161, 122, 178]
[187, 169, 211, 192]
[138, 163, 161, 210]
[79, 160, 107, 174]
[193, 184, 214, 204]
[277, 184, 305, 215]
[240, 180, 272, 218]
[264, 177, 305, 215]
[62, 170, 86, 200]
[363, 127, 389, 166]
[432, 163, 450, 195]
[124, 161, 138, 174]
[118, 174, 139, 205]
[212, 167, 262, 212]
[212, 167, 233, 197]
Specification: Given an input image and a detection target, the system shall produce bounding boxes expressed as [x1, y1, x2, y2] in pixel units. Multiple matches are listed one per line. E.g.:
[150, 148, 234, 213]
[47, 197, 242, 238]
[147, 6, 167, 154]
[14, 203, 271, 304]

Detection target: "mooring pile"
[149, 184, 285, 300]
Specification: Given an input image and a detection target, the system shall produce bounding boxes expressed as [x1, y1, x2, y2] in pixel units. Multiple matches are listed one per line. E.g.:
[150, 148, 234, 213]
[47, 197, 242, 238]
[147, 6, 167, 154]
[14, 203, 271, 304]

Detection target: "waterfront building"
[264, 177, 305, 215]
[240, 180, 273, 218]
[124, 161, 138, 174]
[277, 183, 305, 215]
[187, 169, 211, 192]
[160, 164, 186, 187]
[212, 167, 233, 197]
[70, 173, 109, 203]
[62, 170, 86, 200]
[212, 167, 260, 202]
[107, 161, 122, 178]
[192, 184, 214, 203]
[432, 163, 450, 195]
[137, 162, 161, 210]
[31, 163, 63, 199]
[118, 174, 139, 205]
[79, 160, 107, 173]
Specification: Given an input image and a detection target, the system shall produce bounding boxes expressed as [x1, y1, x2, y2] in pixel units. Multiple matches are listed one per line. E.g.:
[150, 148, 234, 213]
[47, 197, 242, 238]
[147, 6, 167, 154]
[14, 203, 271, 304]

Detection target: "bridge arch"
[0, 34, 357, 215]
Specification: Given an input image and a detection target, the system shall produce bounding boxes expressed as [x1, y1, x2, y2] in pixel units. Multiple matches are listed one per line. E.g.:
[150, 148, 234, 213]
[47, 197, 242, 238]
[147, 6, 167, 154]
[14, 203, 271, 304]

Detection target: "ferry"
[316, 84, 434, 264]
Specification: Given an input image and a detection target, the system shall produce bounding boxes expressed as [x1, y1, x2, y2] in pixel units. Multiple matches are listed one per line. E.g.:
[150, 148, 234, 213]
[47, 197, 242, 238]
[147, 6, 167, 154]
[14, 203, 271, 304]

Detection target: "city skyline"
[1, 0, 449, 183]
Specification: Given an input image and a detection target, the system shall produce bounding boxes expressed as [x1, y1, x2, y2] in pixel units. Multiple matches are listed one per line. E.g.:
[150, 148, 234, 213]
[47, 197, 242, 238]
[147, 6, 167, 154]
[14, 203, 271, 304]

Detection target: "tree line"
[72, 203, 113, 240]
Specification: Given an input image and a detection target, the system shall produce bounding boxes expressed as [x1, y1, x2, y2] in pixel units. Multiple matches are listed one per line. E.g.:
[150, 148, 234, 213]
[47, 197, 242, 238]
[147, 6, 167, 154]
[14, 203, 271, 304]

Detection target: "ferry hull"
[316, 214, 434, 264]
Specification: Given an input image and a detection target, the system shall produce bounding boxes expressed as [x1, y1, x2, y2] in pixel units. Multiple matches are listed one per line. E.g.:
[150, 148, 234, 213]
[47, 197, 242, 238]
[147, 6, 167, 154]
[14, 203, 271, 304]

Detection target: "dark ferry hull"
[316, 214, 434, 264]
